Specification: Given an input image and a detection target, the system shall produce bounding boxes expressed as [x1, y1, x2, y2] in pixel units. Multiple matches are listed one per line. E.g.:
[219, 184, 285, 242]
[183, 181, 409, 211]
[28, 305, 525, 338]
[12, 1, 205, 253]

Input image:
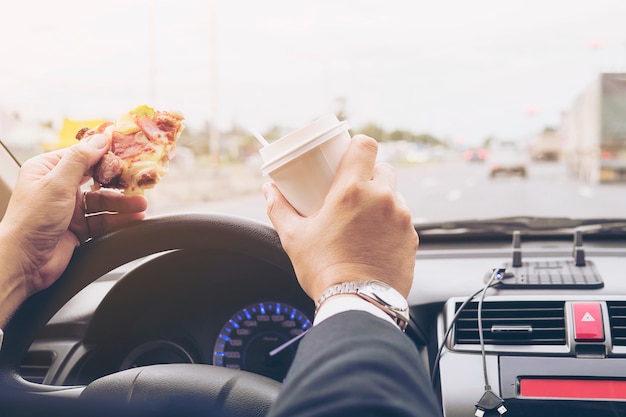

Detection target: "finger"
[85, 212, 146, 238]
[333, 135, 379, 184]
[372, 162, 397, 191]
[263, 182, 302, 236]
[50, 134, 110, 188]
[84, 190, 148, 214]
[395, 190, 412, 215]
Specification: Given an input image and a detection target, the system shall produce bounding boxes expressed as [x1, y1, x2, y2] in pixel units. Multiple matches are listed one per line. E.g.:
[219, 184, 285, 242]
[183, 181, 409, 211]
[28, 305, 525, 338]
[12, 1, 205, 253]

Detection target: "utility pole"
[148, 0, 157, 104]
[208, 0, 220, 166]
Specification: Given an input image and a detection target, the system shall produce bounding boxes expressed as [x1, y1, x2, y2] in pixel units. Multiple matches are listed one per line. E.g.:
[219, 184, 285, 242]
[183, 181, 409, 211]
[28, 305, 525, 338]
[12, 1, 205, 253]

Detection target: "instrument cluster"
[212, 301, 312, 382]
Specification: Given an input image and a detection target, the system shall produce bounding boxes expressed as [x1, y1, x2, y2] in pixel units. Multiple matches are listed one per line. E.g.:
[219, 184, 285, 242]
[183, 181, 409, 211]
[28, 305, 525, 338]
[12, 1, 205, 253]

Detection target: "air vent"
[19, 351, 54, 384]
[454, 301, 566, 345]
[607, 301, 626, 346]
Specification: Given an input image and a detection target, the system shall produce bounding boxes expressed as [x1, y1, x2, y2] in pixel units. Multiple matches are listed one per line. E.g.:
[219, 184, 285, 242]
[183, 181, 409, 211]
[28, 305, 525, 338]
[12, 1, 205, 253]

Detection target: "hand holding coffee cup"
[258, 114, 351, 216]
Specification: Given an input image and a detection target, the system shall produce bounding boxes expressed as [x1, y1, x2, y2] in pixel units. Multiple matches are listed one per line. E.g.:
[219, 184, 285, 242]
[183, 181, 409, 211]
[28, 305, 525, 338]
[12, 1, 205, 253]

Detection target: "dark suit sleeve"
[267, 310, 442, 417]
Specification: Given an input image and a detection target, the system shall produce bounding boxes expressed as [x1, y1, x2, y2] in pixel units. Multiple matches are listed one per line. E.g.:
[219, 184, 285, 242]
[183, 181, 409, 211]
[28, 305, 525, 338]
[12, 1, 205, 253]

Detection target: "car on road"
[487, 140, 528, 178]
[2, 2, 626, 417]
[463, 147, 489, 162]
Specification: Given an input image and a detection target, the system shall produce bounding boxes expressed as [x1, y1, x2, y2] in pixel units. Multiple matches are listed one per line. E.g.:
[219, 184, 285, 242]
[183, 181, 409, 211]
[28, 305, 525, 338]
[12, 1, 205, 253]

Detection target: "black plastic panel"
[492, 260, 604, 289]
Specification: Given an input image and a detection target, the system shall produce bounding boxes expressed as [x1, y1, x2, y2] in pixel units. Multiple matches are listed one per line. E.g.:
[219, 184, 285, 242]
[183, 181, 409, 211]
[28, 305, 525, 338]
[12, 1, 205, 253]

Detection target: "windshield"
[1, 0, 625, 224]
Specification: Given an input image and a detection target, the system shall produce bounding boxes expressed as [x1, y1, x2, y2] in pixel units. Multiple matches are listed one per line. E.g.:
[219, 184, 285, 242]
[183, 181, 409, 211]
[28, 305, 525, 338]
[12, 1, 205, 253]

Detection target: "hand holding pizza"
[0, 104, 184, 325]
[0, 133, 148, 325]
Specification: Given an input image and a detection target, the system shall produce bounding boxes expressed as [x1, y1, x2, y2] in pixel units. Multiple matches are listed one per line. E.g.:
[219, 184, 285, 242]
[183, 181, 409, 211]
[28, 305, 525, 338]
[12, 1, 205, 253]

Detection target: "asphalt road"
[147, 158, 626, 225]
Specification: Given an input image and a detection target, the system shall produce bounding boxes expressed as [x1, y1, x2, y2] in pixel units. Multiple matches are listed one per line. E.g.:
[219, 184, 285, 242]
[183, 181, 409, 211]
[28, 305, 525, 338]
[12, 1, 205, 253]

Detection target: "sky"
[1, 0, 625, 145]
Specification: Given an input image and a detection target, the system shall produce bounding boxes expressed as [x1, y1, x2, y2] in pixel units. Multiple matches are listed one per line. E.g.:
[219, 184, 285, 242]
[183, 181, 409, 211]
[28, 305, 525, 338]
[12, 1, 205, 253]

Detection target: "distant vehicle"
[529, 129, 562, 161]
[561, 72, 626, 183]
[487, 140, 527, 178]
[463, 147, 488, 162]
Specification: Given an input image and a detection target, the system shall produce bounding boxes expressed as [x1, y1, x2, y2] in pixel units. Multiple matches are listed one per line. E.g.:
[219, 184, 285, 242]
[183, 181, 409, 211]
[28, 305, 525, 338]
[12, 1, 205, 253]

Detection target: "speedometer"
[213, 302, 312, 382]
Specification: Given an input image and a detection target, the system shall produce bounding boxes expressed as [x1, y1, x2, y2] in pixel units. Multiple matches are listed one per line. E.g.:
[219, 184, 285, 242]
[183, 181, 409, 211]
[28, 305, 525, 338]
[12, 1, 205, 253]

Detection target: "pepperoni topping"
[111, 131, 150, 159]
[137, 116, 167, 144]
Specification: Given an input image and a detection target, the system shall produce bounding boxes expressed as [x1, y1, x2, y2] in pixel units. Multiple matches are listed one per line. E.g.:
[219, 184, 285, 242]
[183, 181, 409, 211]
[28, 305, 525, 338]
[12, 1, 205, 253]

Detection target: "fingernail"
[87, 134, 107, 149]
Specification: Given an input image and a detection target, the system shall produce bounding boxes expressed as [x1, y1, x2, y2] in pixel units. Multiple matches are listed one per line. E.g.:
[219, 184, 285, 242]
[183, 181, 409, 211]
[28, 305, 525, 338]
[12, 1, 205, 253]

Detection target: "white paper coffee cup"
[259, 114, 351, 216]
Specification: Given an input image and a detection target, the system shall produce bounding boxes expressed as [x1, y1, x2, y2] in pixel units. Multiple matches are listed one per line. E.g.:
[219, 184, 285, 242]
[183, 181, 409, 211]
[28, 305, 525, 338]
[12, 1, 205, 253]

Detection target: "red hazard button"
[572, 302, 604, 341]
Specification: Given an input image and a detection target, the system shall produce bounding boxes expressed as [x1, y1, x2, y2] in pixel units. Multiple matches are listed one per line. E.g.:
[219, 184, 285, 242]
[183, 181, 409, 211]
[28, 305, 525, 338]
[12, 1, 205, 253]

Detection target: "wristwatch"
[315, 280, 410, 331]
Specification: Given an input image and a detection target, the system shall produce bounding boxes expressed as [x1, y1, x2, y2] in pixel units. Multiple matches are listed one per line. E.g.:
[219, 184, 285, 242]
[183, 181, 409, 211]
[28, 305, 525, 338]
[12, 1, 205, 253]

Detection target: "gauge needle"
[268, 329, 310, 357]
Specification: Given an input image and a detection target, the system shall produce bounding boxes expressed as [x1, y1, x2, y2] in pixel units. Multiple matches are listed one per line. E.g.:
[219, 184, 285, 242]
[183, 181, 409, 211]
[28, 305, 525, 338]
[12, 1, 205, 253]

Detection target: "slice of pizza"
[76, 105, 185, 195]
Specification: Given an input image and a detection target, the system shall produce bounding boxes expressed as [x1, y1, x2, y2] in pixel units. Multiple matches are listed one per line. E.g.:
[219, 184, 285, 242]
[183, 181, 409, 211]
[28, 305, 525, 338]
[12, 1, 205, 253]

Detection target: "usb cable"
[475, 268, 507, 417]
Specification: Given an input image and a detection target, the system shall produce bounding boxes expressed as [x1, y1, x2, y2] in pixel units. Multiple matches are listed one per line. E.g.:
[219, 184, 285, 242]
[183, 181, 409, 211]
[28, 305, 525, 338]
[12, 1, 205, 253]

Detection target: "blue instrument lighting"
[213, 301, 313, 382]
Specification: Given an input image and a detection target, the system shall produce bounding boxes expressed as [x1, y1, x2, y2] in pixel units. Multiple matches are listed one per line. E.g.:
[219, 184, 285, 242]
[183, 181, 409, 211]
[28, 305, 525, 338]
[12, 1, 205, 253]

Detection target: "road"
[147, 158, 626, 225]
[396, 159, 626, 223]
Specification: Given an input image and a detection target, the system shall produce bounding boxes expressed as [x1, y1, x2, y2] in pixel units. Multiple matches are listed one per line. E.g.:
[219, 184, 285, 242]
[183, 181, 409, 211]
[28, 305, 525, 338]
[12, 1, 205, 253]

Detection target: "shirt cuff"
[0, 328, 3, 351]
[313, 295, 400, 329]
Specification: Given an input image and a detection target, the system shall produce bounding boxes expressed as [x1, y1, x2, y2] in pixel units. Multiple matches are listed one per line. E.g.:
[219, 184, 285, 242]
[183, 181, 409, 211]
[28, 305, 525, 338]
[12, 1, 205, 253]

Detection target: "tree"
[483, 136, 496, 149]
[262, 125, 284, 142]
[355, 123, 387, 141]
[389, 129, 409, 141]
[332, 97, 348, 122]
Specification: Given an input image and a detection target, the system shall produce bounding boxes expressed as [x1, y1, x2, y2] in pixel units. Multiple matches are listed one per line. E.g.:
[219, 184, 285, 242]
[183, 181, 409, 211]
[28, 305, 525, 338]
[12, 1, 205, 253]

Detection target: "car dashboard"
[20, 219, 626, 417]
[24, 248, 313, 386]
[416, 230, 626, 417]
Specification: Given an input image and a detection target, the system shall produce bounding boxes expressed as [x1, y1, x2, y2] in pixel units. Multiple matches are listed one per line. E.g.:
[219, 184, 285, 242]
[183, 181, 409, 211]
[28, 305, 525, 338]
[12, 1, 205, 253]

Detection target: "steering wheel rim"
[0, 213, 292, 416]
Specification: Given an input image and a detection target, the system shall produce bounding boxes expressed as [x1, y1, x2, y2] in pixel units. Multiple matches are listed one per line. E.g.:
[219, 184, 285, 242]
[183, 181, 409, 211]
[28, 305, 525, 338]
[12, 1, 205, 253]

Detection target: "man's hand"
[264, 134, 417, 302]
[0, 134, 147, 324]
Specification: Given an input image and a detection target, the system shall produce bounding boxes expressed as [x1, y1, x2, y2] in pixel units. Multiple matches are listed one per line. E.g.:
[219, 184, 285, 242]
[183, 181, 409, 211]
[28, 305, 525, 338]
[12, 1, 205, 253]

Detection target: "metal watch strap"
[315, 280, 367, 315]
[315, 280, 409, 331]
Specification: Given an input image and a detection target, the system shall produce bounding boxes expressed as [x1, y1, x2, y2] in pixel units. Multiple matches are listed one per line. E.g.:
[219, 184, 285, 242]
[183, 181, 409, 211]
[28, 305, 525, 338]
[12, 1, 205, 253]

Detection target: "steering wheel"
[0, 213, 292, 417]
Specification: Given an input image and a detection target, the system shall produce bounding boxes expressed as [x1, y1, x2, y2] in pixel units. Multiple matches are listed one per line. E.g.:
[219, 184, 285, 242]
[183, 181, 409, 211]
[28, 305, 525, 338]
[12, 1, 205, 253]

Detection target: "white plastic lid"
[259, 114, 350, 175]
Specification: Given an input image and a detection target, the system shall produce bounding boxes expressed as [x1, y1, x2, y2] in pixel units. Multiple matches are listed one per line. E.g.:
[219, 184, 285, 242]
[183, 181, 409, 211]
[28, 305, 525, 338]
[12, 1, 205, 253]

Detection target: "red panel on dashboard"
[572, 302, 604, 341]
[520, 379, 626, 400]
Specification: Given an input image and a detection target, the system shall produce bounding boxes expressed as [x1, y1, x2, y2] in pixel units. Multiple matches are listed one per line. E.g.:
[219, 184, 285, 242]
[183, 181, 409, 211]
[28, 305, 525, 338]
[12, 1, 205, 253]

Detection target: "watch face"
[370, 281, 408, 309]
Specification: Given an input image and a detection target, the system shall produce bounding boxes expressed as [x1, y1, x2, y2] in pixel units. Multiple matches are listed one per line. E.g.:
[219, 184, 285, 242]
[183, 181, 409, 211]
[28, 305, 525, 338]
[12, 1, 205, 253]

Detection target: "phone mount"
[487, 229, 603, 289]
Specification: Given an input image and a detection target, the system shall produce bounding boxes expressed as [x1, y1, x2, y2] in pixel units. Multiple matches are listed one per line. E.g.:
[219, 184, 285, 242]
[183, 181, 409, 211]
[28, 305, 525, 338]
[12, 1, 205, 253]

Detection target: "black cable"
[474, 269, 508, 417]
[478, 269, 501, 390]
[430, 286, 490, 386]
[431, 268, 505, 387]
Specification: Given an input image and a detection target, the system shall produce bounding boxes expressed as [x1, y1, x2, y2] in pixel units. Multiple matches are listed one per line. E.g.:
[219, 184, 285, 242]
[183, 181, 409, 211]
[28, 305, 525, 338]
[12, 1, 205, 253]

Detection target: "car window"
[1, 0, 626, 223]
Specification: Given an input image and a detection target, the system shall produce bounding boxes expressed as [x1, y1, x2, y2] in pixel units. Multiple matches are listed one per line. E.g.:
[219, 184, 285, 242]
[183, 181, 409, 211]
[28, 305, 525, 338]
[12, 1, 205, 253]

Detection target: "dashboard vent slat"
[608, 302, 626, 346]
[19, 351, 55, 384]
[454, 301, 566, 346]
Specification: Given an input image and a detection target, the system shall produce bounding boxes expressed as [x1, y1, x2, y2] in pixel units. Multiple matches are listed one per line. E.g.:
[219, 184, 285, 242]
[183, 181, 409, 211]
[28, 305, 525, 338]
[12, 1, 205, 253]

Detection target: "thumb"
[51, 134, 109, 187]
[263, 182, 301, 234]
